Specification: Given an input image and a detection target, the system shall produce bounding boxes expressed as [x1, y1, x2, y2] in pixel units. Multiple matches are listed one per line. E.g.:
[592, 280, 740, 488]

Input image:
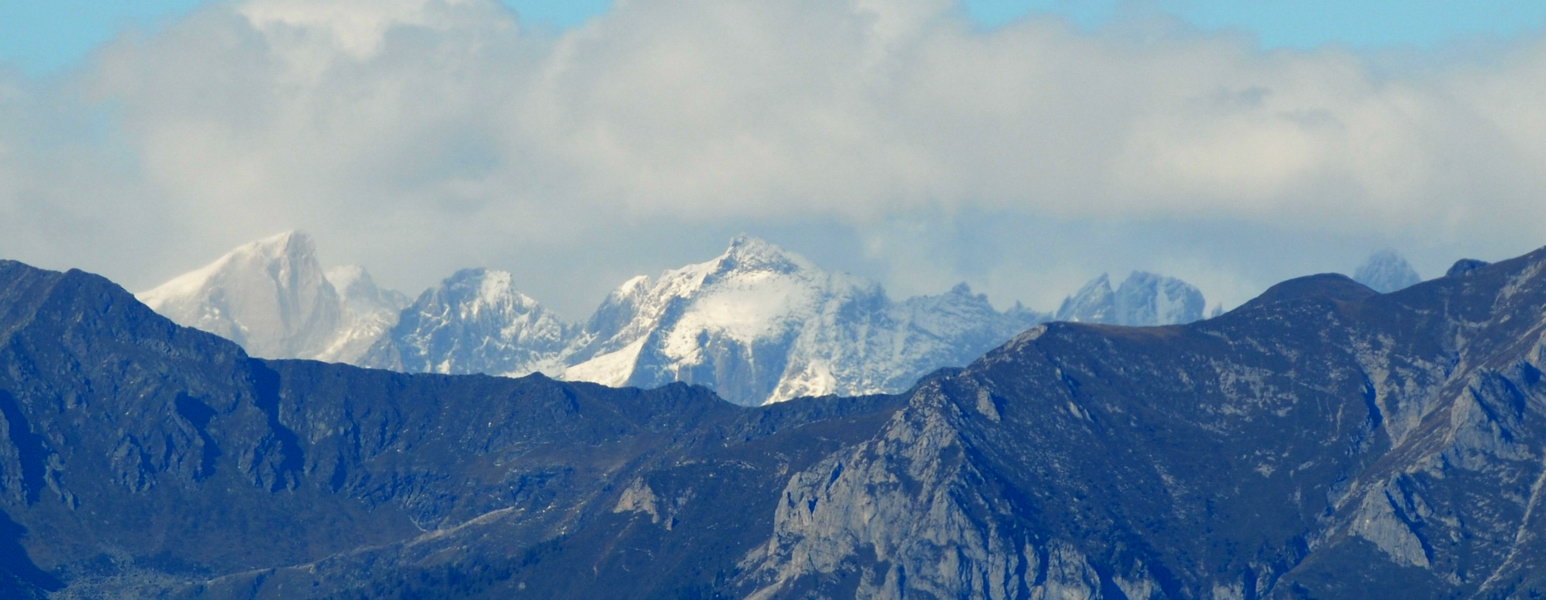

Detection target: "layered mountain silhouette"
[142, 232, 1207, 406]
[5, 244, 1546, 597]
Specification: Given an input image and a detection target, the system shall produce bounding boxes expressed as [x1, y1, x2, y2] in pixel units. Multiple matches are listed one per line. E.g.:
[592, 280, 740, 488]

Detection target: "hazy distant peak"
[1054, 274, 1115, 324]
[1055, 270, 1204, 326]
[326, 264, 408, 314]
[324, 264, 367, 289]
[135, 230, 406, 363]
[360, 266, 569, 377]
[138, 230, 315, 307]
[1352, 249, 1421, 293]
[324, 264, 389, 303]
[134, 229, 341, 358]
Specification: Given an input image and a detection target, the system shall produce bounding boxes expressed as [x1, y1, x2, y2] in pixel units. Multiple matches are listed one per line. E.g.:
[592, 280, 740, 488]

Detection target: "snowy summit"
[137, 230, 406, 362]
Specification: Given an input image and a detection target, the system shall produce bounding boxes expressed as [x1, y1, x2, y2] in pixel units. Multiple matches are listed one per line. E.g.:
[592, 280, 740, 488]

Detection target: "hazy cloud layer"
[3, 0, 1544, 316]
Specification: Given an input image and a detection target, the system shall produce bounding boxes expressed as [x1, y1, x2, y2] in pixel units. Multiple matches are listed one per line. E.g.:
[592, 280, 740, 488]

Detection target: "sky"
[3, 0, 1546, 319]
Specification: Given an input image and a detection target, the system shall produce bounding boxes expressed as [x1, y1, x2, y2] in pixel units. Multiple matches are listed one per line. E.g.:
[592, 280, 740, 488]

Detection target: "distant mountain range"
[139, 231, 1219, 405]
[1, 242, 1539, 597]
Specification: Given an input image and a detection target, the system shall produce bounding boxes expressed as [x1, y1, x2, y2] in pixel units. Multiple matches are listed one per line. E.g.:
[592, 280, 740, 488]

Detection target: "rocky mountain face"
[1053, 271, 1206, 326]
[319, 265, 411, 363]
[360, 268, 574, 377]
[1353, 249, 1422, 293]
[560, 235, 1046, 406]
[10, 245, 1546, 597]
[137, 231, 407, 363]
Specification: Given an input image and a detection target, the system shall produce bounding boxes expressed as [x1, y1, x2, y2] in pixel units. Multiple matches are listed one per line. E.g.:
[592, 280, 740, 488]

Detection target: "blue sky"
[5, 0, 1546, 75]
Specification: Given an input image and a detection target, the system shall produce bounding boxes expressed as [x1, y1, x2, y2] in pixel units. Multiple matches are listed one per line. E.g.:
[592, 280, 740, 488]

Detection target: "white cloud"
[3, 0, 1545, 316]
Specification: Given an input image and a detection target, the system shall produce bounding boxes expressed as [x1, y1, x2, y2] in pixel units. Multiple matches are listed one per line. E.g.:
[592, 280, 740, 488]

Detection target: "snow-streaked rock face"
[139, 232, 1214, 407]
[1353, 249, 1422, 293]
[316, 265, 411, 363]
[1054, 271, 1205, 326]
[137, 231, 404, 361]
[562, 236, 1046, 406]
[361, 268, 575, 376]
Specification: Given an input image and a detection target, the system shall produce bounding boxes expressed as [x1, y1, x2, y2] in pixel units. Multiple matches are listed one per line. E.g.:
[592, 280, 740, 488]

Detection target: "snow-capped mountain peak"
[359, 268, 572, 376]
[317, 264, 409, 363]
[442, 268, 545, 319]
[561, 236, 1035, 405]
[142, 231, 1209, 408]
[1054, 274, 1115, 324]
[712, 234, 812, 276]
[138, 231, 405, 363]
[138, 230, 343, 359]
[139, 230, 316, 311]
[1054, 271, 1204, 326]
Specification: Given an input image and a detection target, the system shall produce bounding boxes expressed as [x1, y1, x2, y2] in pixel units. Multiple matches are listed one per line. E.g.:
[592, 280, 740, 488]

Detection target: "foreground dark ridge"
[0, 247, 1543, 598]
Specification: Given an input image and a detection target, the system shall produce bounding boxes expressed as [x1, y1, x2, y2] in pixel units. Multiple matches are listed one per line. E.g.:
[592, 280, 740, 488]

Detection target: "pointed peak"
[724, 234, 787, 258]
[242, 229, 315, 258]
[432, 268, 539, 308]
[325, 264, 398, 303]
[138, 230, 322, 307]
[714, 234, 811, 275]
[261, 229, 308, 244]
[1353, 249, 1420, 293]
[1074, 273, 1113, 293]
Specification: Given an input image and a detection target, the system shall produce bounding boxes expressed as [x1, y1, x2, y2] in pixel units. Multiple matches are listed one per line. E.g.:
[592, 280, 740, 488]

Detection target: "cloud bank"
[3, 0, 1545, 315]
